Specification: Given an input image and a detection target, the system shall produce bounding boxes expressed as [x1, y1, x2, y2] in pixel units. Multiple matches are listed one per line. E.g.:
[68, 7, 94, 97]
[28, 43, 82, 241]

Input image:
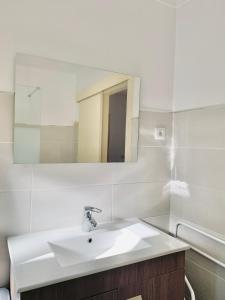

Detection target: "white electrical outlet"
[154, 127, 166, 140]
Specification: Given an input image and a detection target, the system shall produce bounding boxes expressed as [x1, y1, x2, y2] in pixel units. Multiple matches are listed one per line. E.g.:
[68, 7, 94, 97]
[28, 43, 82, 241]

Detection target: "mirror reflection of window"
[14, 54, 140, 164]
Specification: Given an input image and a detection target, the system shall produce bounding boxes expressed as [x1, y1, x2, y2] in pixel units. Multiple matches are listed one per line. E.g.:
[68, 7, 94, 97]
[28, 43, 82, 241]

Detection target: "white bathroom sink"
[8, 219, 190, 293]
[48, 223, 156, 267]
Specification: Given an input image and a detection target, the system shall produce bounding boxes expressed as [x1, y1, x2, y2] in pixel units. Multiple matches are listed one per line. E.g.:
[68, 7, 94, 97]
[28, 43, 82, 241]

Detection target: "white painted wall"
[174, 0, 225, 110]
[0, 0, 176, 111]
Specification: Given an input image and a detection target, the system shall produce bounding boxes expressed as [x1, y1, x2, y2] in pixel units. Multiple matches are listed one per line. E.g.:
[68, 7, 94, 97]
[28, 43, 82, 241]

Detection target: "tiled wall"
[40, 124, 78, 163]
[171, 105, 225, 300]
[0, 92, 172, 286]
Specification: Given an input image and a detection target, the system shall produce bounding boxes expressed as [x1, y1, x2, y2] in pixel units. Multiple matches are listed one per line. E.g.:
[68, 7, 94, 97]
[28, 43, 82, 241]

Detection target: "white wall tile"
[186, 251, 225, 282]
[171, 184, 225, 236]
[32, 163, 113, 189]
[0, 191, 30, 237]
[113, 182, 169, 219]
[0, 92, 13, 143]
[139, 111, 172, 147]
[174, 107, 225, 148]
[174, 148, 225, 191]
[112, 147, 171, 184]
[31, 185, 112, 232]
[186, 257, 225, 300]
[173, 106, 225, 300]
[0, 143, 32, 190]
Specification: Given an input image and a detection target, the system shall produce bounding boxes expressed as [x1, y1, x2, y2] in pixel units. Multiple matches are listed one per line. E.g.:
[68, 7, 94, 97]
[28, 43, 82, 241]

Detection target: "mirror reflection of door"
[77, 86, 128, 163]
[107, 89, 127, 162]
[77, 93, 103, 163]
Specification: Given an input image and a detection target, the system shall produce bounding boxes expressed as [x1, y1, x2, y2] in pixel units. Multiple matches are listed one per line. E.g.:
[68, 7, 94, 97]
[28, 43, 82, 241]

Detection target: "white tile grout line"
[111, 184, 114, 222]
[0, 181, 167, 192]
[155, 0, 191, 9]
[173, 102, 225, 113]
[2, 181, 225, 195]
[0, 189, 31, 192]
[170, 181, 225, 194]
[170, 106, 176, 200]
[139, 100, 225, 114]
[140, 107, 172, 113]
[29, 166, 34, 232]
[138, 145, 171, 148]
[174, 146, 225, 151]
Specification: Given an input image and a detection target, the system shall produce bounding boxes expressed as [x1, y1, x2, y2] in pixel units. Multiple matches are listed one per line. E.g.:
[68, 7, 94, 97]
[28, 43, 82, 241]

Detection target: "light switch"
[154, 127, 166, 140]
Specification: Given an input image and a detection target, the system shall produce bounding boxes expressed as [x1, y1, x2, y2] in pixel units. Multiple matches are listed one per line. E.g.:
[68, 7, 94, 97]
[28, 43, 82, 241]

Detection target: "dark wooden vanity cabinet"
[21, 251, 185, 300]
[84, 290, 118, 300]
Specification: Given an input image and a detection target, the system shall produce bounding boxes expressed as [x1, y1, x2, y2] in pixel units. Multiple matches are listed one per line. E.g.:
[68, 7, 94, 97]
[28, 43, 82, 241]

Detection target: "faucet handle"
[84, 206, 102, 213]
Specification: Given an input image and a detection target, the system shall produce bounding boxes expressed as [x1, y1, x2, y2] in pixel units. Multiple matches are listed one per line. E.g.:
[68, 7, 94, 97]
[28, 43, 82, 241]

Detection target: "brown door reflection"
[107, 90, 127, 162]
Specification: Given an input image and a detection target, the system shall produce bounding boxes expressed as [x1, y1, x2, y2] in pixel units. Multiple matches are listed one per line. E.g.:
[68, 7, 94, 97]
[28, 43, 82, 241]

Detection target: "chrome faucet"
[82, 206, 102, 232]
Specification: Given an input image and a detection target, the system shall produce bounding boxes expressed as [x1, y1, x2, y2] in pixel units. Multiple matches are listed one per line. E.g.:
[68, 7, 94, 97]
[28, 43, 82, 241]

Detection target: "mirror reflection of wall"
[14, 54, 140, 164]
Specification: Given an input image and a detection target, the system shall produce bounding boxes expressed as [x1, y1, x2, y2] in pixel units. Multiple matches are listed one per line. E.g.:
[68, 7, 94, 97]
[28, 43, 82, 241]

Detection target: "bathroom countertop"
[8, 218, 190, 295]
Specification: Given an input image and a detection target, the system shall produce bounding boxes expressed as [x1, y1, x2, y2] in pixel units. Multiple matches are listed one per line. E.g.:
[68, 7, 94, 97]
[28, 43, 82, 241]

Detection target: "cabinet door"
[158, 269, 185, 300]
[83, 289, 118, 300]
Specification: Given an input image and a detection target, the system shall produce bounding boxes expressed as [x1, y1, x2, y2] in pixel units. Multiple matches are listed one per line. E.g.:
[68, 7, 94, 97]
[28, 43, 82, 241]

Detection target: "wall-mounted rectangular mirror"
[14, 54, 140, 163]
